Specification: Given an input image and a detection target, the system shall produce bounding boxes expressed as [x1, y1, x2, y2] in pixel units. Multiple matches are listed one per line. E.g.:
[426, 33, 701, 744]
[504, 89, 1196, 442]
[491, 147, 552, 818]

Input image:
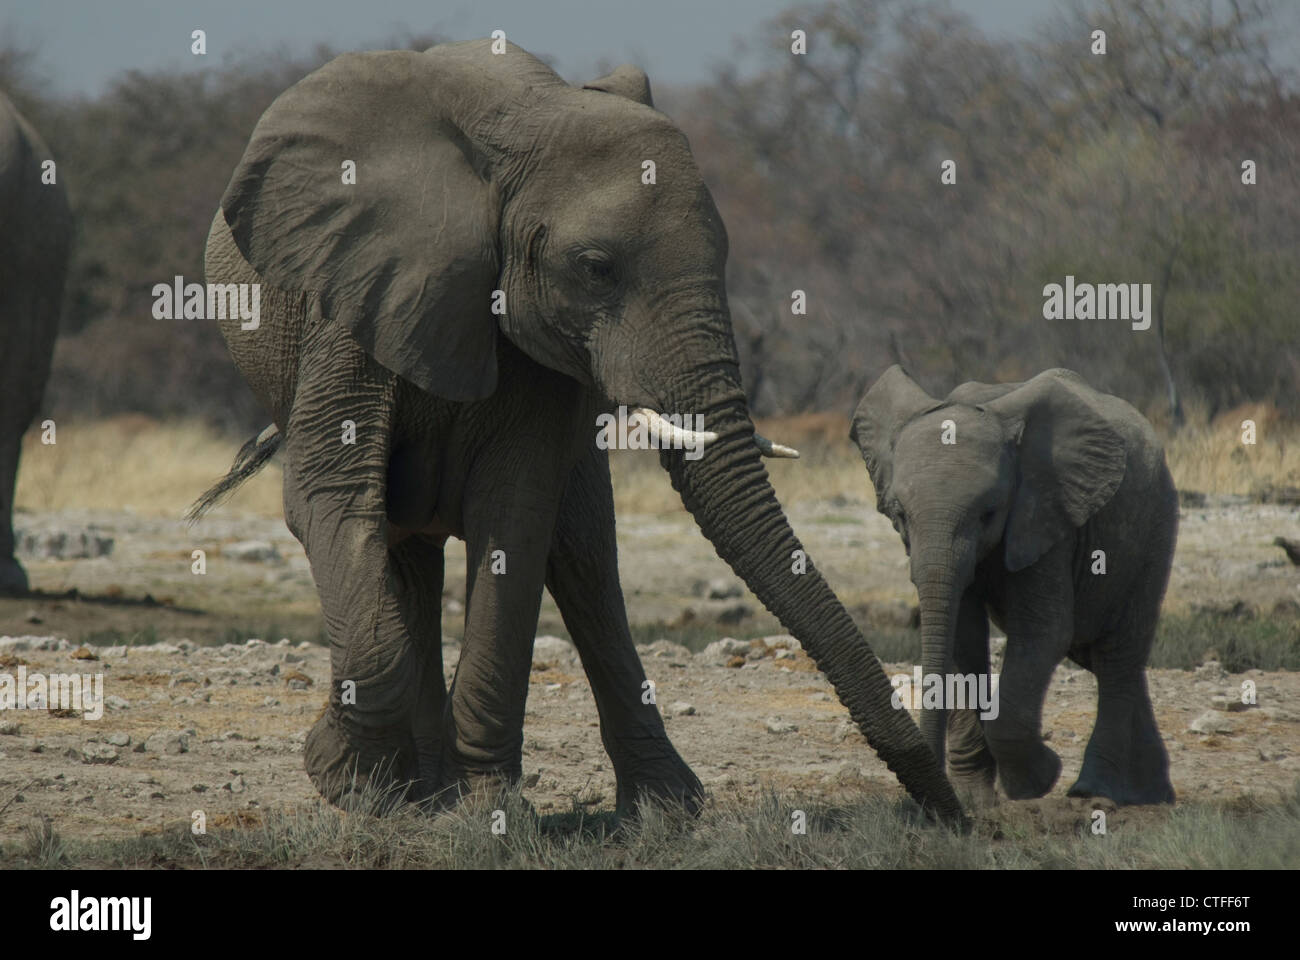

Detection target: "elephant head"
[851, 366, 1127, 764]
[220, 40, 961, 822]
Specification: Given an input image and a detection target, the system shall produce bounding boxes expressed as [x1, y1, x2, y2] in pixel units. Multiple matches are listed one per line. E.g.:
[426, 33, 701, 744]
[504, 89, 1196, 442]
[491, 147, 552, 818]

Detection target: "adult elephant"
[0, 92, 71, 595]
[197, 40, 961, 822]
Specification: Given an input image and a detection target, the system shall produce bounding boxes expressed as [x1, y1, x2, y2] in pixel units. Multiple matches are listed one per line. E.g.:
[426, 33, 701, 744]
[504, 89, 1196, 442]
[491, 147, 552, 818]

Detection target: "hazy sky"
[6, 0, 1054, 96]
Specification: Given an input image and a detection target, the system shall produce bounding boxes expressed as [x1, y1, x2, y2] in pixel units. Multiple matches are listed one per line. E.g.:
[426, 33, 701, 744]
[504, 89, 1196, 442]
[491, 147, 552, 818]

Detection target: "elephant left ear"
[988, 369, 1128, 572]
[583, 65, 654, 107]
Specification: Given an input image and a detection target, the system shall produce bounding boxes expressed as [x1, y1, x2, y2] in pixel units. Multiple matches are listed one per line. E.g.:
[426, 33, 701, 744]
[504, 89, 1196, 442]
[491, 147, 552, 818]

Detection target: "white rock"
[532, 635, 576, 663]
[637, 638, 692, 660]
[706, 578, 744, 600]
[701, 637, 750, 662]
[669, 701, 695, 716]
[224, 540, 282, 563]
[765, 716, 798, 734]
[761, 635, 799, 650]
[82, 744, 120, 764]
[145, 730, 190, 755]
[105, 731, 131, 747]
[1188, 711, 1235, 735]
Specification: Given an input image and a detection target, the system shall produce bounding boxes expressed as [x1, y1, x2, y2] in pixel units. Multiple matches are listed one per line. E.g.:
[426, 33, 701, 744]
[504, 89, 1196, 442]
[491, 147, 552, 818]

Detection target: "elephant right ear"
[221, 50, 502, 402]
[849, 365, 941, 513]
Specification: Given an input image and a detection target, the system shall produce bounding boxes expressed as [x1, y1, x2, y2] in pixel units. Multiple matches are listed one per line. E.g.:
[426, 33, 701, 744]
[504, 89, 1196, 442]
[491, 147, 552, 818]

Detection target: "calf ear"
[987, 370, 1127, 571]
[850, 366, 940, 514]
[583, 65, 654, 107]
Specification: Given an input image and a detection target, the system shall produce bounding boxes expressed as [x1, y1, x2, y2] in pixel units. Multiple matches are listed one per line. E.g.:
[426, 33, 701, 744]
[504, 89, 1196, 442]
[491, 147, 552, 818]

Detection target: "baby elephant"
[851, 366, 1177, 805]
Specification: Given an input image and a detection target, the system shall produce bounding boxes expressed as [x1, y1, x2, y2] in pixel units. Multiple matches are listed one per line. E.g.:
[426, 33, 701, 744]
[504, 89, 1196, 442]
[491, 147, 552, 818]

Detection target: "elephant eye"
[980, 509, 996, 526]
[575, 251, 617, 288]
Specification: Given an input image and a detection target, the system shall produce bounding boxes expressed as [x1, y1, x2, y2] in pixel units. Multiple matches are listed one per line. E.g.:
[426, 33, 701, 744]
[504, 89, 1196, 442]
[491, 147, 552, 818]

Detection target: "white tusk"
[753, 432, 800, 459]
[631, 407, 718, 448]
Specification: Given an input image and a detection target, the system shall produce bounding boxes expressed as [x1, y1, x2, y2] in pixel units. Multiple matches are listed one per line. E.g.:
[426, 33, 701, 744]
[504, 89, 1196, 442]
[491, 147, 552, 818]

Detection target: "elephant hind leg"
[1069, 633, 1174, 805]
[285, 326, 437, 808]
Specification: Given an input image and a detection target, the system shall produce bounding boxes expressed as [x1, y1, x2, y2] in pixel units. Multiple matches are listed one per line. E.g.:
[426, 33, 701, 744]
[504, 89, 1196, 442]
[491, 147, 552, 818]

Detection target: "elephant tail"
[185, 424, 283, 524]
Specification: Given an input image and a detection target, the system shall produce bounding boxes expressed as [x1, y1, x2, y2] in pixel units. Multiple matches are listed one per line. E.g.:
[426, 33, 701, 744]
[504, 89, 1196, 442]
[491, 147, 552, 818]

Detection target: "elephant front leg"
[0, 431, 29, 595]
[547, 443, 704, 818]
[984, 608, 1072, 800]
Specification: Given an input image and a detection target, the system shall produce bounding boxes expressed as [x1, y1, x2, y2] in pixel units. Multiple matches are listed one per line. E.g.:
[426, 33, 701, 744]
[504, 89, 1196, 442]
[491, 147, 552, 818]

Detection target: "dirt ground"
[1, 495, 1297, 844]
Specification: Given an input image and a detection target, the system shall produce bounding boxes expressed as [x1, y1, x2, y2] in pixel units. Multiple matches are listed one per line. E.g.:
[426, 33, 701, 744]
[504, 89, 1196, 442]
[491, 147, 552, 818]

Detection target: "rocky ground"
[0, 495, 1297, 845]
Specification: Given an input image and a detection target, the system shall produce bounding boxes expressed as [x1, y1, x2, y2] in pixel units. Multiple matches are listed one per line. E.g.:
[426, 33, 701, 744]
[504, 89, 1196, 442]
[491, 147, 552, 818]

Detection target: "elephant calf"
[851, 366, 1178, 806]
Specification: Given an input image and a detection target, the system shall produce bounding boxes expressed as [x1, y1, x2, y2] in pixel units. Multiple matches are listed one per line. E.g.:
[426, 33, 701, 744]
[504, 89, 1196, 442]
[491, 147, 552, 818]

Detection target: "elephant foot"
[1068, 763, 1175, 806]
[304, 705, 420, 811]
[614, 745, 706, 820]
[0, 559, 29, 597]
[950, 764, 997, 809]
[993, 740, 1061, 800]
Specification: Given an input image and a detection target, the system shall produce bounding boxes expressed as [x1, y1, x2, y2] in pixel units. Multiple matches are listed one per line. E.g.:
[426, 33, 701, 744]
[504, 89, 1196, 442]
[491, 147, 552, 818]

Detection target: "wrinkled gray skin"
[0, 93, 71, 595]
[851, 366, 1177, 806]
[202, 41, 961, 821]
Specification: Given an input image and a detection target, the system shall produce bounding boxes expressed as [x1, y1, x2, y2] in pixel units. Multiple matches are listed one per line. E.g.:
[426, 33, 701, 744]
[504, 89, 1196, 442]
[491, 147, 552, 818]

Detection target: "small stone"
[669, 701, 695, 717]
[702, 637, 750, 662]
[145, 730, 190, 755]
[192, 783, 208, 793]
[1211, 693, 1251, 712]
[105, 732, 131, 747]
[774, 649, 795, 660]
[1188, 711, 1235, 735]
[765, 716, 798, 735]
[1196, 660, 1228, 682]
[726, 655, 746, 668]
[532, 635, 577, 664]
[0, 721, 21, 735]
[105, 695, 130, 710]
[70, 646, 99, 661]
[82, 744, 119, 764]
[522, 772, 541, 788]
[706, 578, 743, 600]
[807, 692, 831, 702]
[223, 540, 282, 563]
[263, 696, 280, 707]
[761, 635, 799, 650]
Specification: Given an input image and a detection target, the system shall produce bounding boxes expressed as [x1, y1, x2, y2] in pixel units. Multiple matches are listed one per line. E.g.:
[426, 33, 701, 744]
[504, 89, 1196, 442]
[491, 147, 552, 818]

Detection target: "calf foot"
[993, 740, 1062, 800]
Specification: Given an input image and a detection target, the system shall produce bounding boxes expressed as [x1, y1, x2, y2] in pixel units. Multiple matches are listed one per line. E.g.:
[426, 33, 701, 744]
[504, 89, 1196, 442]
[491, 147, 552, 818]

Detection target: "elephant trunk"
[911, 532, 976, 768]
[658, 384, 963, 823]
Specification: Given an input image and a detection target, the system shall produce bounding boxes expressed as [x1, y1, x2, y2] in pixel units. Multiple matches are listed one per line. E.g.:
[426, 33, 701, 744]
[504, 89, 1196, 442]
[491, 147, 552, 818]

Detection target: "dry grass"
[14, 406, 1297, 521]
[15, 415, 283, 517]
